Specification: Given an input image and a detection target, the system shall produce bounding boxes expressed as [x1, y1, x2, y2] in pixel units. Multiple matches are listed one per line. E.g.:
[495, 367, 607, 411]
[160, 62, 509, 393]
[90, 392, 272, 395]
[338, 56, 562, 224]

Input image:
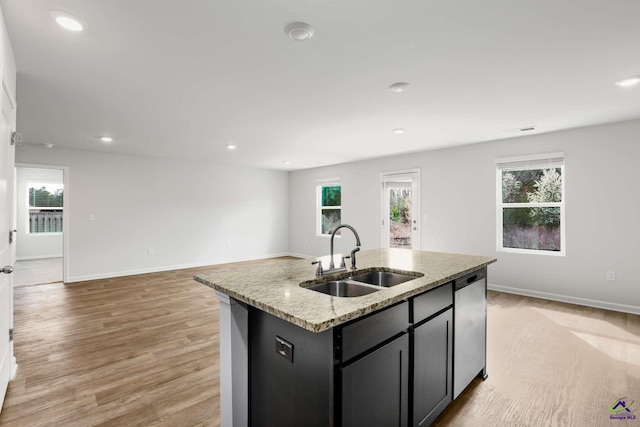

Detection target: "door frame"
[15, 163, 70, 283]
[1, 64, 17, 409]
[380, 168, 421, 250]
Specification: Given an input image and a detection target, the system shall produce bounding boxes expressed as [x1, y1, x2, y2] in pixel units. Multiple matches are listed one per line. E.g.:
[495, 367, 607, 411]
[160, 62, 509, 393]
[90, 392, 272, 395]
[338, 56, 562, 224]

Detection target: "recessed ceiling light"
[393, 128, 406, 135]
[615, 76, 640, 87]
[50, 11, 86, 32]
[282, 161, 291, 165]
[284, 22, 315, 41]
[226, 144, 237, 150]
[100, 136, 113, 143]
[43, 143, 54, 149]
[389, 82, 410, 93]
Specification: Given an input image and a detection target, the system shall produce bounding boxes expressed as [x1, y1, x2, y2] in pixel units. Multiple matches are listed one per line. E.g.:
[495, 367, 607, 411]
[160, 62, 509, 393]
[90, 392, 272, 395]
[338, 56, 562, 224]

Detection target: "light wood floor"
[1, 258, 639, 426]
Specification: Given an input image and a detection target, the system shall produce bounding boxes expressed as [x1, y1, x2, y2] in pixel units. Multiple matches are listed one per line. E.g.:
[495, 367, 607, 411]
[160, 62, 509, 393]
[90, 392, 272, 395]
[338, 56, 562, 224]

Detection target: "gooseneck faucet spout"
[330, 224, 361, 270]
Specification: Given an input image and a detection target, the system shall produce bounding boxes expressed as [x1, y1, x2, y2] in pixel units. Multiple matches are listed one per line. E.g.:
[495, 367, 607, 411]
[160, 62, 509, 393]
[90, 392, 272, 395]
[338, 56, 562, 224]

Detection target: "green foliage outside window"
[501, 168, 563, 251]
[320, 185, 341, 234]
[29, 186, 64, 208]
[321, 186, 341, 207]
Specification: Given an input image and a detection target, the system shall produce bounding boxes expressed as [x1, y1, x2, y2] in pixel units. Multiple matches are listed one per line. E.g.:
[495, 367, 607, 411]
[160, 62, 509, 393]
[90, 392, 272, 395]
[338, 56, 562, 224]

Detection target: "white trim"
[316, 180, 342, 237]
[65, 252, 292, 283]
[23, 232, 63, 236]
[496, 156, 565, 256]
[315, 176, 341, 184]
[488, 283, 640, 316]
[380, 167, 422, 176]
[380, 168, 421, 250]
[498, 247, 564, 256]
[16, 163, 70, 283]
[16, 254, 62, 261]
[495, 152, 565, 166]
[10, 357, 17, 381]
[286, 252, 314, 259]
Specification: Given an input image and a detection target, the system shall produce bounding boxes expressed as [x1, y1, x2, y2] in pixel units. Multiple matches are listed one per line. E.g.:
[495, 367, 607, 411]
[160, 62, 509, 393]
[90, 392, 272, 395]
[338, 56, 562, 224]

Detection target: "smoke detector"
[389, 82, 410, 93]
[285, 22, 315, 41]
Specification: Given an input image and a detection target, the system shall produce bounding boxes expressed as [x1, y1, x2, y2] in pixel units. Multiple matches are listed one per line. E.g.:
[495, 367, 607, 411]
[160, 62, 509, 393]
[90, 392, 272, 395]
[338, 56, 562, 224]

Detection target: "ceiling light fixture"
[389, 82, 410, 93]
[43, 143, 54, 149]
[282, 161, 291, 165]
[50, 11, 86, 32]
[100, 136, 113, 143]
[226, 144, 237, 150]
[284, 22, 315, 41]
[393, 128, 406, 135]
[615, 76, 640, 87]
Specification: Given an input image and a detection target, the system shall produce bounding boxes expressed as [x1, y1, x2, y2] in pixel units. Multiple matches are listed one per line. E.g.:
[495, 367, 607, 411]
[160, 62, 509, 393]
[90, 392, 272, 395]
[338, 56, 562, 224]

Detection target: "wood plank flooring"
[0, 258, 295, 427]
[1, 258, 639, 426]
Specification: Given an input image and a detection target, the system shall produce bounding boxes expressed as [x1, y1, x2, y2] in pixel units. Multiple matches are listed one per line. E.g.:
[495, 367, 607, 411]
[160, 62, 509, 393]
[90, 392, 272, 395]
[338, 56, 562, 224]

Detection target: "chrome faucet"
[311, 224, 362, 276]
[330, 224, 361, 270]
[329, 224, 362, 274]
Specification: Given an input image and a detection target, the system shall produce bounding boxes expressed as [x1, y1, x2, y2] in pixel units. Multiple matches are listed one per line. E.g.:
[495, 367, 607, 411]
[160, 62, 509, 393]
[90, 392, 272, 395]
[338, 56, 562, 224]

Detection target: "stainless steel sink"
[305, 280, 381, 297]
[302, 268, 423, 297]
[349, 271, 421, 287]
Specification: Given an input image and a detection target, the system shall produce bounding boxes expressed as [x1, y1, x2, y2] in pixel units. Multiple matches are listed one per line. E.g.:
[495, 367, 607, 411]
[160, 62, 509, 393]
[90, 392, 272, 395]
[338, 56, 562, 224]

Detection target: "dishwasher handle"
[454, 268, 486, 291]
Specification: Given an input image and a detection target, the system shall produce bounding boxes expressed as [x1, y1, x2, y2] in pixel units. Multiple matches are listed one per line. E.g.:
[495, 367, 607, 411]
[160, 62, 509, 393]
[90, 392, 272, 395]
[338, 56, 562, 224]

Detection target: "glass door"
[381, 171, 420, 249]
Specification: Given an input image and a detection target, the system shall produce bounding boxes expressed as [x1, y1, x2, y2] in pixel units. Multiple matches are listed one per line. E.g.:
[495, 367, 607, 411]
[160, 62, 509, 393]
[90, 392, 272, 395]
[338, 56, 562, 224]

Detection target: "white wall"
[15, 146, 290, 282]
[289, 119, 640, 313]
[0, 6, 15, 100]
[15, 167, 63, 260]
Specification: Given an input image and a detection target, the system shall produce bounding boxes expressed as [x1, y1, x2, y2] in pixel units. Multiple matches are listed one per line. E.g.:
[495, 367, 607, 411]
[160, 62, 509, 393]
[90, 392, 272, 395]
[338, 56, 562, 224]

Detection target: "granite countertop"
[194, 248, 496, 333]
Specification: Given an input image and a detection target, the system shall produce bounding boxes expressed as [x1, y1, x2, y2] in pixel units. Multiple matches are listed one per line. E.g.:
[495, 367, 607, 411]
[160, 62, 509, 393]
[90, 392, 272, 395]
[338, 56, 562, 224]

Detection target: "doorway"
[12, 165, 66, 286]
[381, 170, 420, 250]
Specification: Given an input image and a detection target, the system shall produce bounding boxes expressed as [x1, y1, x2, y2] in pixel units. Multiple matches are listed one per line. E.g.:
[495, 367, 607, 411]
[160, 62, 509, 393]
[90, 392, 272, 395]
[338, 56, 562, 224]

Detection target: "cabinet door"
[413, 308, 452, 427]
[341, 334, 409, 427]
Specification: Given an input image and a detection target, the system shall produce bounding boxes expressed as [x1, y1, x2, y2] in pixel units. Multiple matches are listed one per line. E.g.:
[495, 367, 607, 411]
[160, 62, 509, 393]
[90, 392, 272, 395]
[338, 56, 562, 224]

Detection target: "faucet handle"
[311, 260, 324, 276]
[339, 256, 346, 269]
[350, 247, 360, 269]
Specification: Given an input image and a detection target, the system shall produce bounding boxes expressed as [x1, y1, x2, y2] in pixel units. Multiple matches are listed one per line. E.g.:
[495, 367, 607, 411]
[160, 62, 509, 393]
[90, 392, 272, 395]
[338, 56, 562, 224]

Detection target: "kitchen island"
[195, 248, 496, 427]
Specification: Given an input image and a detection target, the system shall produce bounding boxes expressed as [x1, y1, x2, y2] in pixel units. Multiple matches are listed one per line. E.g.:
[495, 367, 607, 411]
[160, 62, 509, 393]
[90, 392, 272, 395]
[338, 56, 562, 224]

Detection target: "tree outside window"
[317, 181, 341, 236]
[497, 154, 565, 255]
[28, 183, 64, 234]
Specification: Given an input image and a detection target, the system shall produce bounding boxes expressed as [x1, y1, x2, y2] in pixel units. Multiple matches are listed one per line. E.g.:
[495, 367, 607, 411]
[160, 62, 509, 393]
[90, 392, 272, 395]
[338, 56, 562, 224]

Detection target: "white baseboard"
[488, 283, 640, 316]
[286, 252, 314, 259]
[16, 254, 63, 261]
[65, 252, 294, 283]
[10, 357, 17, 381]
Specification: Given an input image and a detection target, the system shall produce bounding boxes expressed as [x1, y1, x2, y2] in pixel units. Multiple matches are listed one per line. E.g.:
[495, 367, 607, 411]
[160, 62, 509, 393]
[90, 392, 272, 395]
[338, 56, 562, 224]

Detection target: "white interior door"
[381, 170, 420, 250]
[0, 67, 17, 412]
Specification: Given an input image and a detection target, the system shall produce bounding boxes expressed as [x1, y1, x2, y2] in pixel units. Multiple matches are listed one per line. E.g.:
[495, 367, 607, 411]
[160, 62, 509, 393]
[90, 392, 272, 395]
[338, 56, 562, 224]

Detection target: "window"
[496, 153, 564, 255]
[317, 178, 341, 236]
[28, 182, 64, 234]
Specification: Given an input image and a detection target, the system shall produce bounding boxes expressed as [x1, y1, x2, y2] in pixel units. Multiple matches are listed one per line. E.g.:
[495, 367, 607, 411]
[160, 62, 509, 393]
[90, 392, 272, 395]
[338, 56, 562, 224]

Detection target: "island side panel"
[250, 307, 334, 427]
[216, 291, 249, 427]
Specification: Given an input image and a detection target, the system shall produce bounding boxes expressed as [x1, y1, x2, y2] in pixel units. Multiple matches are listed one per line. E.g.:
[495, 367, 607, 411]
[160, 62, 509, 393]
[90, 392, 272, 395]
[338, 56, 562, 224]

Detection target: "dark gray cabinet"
[411, 282, 453, 426]
[341, 333, 409, 427]
[413, 308, 452, 426]
[250, 309, 334, 427]
[248, 276, 483, 427]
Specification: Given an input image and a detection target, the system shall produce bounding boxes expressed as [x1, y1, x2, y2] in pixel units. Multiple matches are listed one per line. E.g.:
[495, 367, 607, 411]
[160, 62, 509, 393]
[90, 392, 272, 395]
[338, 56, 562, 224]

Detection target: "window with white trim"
[496, 153, 565, 255]
[27, 182, 64, 234]
[317, 178, 341, 236]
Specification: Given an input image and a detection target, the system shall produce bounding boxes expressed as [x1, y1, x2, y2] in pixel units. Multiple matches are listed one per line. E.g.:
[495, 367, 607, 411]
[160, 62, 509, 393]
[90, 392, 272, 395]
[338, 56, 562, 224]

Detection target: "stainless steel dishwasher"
[453, 268, 487, 399]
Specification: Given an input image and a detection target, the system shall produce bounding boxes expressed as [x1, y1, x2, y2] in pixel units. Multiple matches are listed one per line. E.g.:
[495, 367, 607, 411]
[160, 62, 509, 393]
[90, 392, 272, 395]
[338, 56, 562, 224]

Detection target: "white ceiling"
[2, 0, 640, 171]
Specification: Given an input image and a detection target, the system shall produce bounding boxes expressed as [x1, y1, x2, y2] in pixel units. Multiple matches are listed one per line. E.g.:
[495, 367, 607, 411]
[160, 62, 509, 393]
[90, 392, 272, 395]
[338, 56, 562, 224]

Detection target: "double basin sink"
[301, 269, 424, 297]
